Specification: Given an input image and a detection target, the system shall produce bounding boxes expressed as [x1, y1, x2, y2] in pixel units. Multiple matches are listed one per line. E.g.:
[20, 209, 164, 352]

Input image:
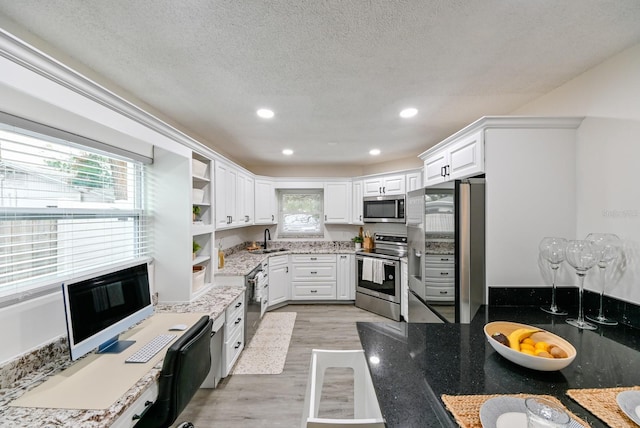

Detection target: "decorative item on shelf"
[192, 205, 201, 222]
[192, 265, 206, 291]
[193, 241, 201, 260]
[218, 240, 225, 269]
[352, 235, 364, 250]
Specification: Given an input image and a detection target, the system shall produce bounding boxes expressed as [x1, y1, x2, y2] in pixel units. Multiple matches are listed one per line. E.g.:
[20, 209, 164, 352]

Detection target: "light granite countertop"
[0, 285, 244, 428]
[217, 241, 357, 277]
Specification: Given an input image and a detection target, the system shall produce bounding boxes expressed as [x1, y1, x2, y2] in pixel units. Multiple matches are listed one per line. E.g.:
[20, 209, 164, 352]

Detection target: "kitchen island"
[357, 306, 640, 427]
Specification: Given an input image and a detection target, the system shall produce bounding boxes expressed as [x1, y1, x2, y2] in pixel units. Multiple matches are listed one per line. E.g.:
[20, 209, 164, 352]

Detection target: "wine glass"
[565, 240, 601, 330]
[585, 233, 621, 325]
[538, 237, 568, 315]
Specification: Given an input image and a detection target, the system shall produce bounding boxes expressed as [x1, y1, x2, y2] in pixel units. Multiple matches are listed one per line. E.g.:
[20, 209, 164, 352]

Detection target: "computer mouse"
[169, 324, 188, 331]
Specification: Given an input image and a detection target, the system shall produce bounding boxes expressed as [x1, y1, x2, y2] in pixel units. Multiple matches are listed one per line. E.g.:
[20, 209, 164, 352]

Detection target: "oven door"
[355, 255, 400, 303]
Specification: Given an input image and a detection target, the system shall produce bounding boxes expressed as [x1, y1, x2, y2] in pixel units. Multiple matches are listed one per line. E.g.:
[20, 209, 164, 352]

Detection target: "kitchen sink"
[249, 248, 288, 254]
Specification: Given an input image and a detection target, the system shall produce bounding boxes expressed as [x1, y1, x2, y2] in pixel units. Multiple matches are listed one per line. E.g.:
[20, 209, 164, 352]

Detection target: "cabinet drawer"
[425, 278, 455, 287]
[269, 254, 288, 267]
[114, 382, 158, 428]
[225, 293, 245, 337]
[425, 255, 455, 264]
[426, 285, 454, 299]
[292, 282, 337, 300]
[291, 254, 336, 263]
[292, 264, 336, 281]
[223, 324, 244, 376]
[425, 267, 454, 278]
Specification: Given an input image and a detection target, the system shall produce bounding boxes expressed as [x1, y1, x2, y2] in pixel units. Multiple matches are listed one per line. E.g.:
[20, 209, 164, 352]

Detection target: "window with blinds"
[0, 121, 150, 305]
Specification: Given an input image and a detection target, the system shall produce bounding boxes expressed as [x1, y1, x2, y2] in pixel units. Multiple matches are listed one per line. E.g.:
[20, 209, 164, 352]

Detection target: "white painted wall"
[513, 43, 640, 303]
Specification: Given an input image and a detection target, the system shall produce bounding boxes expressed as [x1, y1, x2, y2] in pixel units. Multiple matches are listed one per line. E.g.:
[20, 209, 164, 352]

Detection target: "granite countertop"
[357, 306, 640, 428]
[0, 286, 244, 428]
[217, 242, 357, 276]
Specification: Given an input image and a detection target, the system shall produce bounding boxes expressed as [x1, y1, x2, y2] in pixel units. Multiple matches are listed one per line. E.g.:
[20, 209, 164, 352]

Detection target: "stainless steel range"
[355, 233, 407, 321]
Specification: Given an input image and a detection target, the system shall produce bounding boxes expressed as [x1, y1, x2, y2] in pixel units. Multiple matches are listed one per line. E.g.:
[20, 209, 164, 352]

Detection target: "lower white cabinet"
[424, 255, 455, 303]
[115, 381, 159, 428]
[337, 254, 355, 300]
[291, 254, 337, 301]
[223, 292, 245, 377]
[268, 255, 290, 307]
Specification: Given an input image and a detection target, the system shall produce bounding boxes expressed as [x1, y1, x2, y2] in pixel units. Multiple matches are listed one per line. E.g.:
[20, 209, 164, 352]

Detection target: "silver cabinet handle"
[245, 215, 249, 222]
[415, 250, 422, 258]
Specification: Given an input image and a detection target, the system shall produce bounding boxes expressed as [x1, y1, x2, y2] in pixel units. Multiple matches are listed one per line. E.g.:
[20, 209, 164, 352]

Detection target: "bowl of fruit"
[484, 321, 576, 371]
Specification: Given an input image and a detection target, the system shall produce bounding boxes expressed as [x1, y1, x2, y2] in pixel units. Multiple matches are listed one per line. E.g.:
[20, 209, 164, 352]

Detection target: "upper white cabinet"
[352, 180, 364, 225]
[363, 174, 406, 196]
[324, 181, 351, 224]
[215, 161, 255, 229]
[254, 179, 277, 224]
[406, 170, 423, 192]
[422, 130, 484, 186]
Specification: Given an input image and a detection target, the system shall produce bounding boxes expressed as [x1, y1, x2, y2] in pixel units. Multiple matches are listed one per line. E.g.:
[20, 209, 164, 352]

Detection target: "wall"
[513, 43, 640, 303]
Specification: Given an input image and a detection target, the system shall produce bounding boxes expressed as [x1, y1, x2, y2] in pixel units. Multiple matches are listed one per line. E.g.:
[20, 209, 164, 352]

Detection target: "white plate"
[616, 390, 640, 426]
[479, 396, 586, 428]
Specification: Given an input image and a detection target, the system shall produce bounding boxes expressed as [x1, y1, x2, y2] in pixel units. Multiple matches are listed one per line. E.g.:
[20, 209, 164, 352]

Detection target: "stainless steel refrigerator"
[407, 178, 485, 323]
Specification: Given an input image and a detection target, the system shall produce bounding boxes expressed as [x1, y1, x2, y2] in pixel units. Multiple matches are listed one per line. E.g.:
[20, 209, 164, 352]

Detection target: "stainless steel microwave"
[363, 195, 405, 223]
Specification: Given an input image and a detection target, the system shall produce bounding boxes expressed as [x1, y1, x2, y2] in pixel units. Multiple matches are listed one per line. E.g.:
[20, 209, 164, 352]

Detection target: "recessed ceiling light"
[399, 107, 418, 118]
[282, 149, 293, 156]
[369, 149, 381, 156]
[256, 108, 275, 119]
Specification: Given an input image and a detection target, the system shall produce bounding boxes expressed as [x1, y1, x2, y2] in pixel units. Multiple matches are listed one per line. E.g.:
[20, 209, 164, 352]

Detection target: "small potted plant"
[192, 205, 201, 222]
[192, 240, 201, 259]
[352, 235, 364, 250]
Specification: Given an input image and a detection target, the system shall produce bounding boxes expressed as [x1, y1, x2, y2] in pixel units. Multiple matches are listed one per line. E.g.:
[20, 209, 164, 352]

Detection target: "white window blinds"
[0, 120, 150, 305]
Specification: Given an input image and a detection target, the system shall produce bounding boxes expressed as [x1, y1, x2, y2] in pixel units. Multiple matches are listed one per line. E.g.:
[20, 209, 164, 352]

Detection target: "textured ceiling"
[1, 1, 640, 170]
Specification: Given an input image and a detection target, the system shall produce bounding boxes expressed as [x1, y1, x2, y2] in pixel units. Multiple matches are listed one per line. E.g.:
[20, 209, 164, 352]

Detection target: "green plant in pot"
[193, 241, 201, 259]
[352, 235, 364, 249]
[192, 205, 201, 221]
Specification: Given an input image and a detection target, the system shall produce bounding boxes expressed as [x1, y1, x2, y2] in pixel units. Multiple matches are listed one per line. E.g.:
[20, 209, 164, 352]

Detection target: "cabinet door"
[254, 179, 277, 224]
[363, 177, 384, 196]
[236, 173, 254, 226]
[215, 162, 237, 229]
[406, 171, 422, 192]
[324, 181, 351, 224]
[448, 130, 484, 180]
[268, 262, 290, 307]
[424, 149, 448, 186]
[352, 180, 364, 225]
[381, 174, 405, 195]
[337, 254, 354, 300]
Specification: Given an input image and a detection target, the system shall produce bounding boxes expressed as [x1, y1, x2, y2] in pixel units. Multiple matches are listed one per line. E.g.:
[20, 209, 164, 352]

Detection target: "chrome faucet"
[263, 228, 271, 249]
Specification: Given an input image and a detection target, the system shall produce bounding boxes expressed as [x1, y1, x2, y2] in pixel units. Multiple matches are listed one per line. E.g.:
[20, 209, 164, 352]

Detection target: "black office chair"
[136, 315, 213, 428]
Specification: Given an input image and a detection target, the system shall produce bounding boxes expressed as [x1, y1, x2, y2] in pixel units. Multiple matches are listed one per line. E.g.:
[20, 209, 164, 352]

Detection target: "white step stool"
[301, 349, 385, 428]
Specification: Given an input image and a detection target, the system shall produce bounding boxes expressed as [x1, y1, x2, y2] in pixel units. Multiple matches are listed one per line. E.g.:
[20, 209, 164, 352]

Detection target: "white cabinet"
[291, 254, 337, 300]
[424, 255, 455, 303]
[406, 170, 423, 192]
[254, 179, 277, 224]
[215, 161, 237, 229]
[223, 292, 245, 377]
[337, 254, 355, 300]
[422, 130, 484, 186]
[112, 381, 158, 428]
[236, 172, 254, 226]
[268, 255, 290, 307]
[352, 180, 364, 225]
[324, 181, 351, 224]
[216, 162, 255, 229]
[363, 174, 406, 196]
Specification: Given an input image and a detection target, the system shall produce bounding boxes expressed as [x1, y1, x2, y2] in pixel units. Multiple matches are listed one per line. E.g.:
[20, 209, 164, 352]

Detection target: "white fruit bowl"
[484, 321, 576, 371]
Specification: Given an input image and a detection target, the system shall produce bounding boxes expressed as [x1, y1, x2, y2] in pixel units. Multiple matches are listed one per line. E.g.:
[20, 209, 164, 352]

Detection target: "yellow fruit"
[522, 338, 535, 346]
[535, 341, 549, 352]
[507, 328, 540, 352]
[521, 349, 535, 356]
[520, 343, 535, 353]
[535, 350, 553, 358]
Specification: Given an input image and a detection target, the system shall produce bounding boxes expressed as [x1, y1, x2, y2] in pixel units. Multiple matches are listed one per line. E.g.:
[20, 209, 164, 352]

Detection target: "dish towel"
[372, 259, 384, 285]
[362, 258, 374, 282]
[253, 272, 264, 302]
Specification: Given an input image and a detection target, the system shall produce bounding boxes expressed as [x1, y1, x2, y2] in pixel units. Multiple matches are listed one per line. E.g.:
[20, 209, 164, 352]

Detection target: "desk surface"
[0, 285, 244, 428]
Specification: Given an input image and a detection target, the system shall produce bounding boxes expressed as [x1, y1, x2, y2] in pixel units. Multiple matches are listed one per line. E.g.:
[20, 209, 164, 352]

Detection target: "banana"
[507, 328, 540, 352]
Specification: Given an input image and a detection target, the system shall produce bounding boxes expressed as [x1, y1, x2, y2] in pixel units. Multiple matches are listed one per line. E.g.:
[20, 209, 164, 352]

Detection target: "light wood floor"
[177, 304, 389, 427]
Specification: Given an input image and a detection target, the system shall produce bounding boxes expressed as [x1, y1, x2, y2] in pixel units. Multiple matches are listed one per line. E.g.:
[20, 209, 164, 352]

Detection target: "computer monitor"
[62, 260, 154, 361]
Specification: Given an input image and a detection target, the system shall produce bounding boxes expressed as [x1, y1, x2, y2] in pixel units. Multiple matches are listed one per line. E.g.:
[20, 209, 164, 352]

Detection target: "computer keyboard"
[125, 334, 177, 363]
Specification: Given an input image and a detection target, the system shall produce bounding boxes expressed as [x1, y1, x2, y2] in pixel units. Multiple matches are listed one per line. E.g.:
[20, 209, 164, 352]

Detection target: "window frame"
[277, 189, 324, 238]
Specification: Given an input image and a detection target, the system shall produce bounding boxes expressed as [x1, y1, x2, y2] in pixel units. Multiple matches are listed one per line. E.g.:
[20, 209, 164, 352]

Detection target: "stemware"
[538, 237, 568, 315]
[565, 240, 601, 330]
[585, 233, 621, 325]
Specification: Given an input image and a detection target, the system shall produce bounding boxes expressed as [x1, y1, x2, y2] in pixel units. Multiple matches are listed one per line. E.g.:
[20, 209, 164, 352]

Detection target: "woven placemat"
[441, 393, 589, 428]
[567, 386, 640, 428]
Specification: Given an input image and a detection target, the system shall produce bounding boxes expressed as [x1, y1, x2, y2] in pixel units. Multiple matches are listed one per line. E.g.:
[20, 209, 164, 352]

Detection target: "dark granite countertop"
[357, 306, 640, 428]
